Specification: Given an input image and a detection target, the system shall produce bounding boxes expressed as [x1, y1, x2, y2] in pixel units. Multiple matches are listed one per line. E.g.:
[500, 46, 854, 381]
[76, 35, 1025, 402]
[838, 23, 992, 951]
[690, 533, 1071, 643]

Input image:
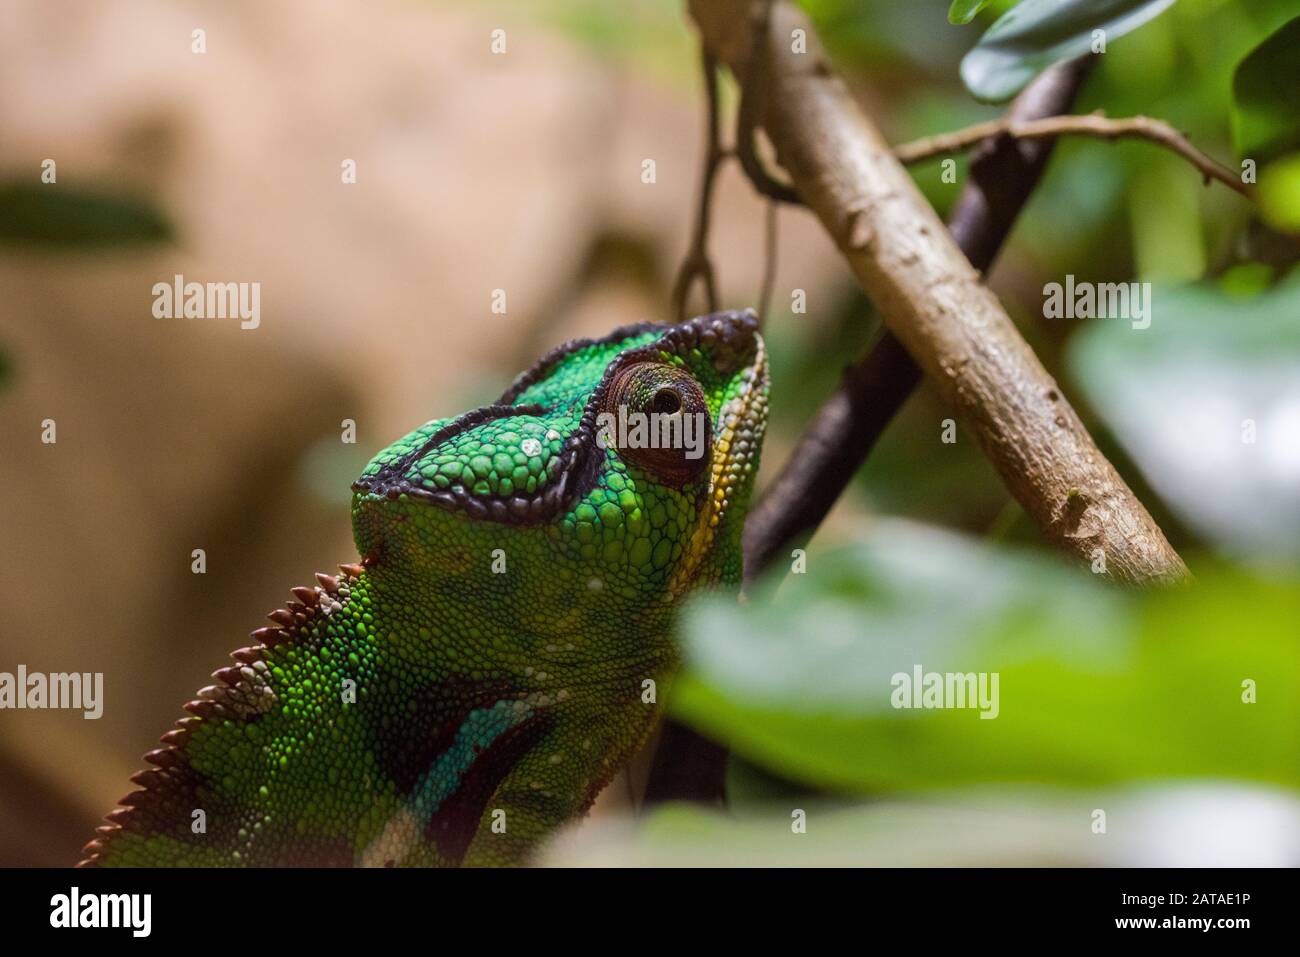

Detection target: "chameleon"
[78, 310, 768, 867]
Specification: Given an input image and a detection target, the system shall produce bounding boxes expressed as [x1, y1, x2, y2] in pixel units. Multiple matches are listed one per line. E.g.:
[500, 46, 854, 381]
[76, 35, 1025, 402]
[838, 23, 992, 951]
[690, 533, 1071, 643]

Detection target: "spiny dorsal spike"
[182, 700, 216, 719]
[249, 626, 286, 646]
[212, 666, 242, 686]
[143, 748, 179, 768]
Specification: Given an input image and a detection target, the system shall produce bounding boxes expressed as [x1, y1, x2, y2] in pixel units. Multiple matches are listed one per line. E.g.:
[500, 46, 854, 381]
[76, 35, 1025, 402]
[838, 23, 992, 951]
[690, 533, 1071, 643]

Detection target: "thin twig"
[670, 49, 726, 323]
[894, 111, 1253, 199]
[756, 200, 778, 323]
[734, 0, 802, 205]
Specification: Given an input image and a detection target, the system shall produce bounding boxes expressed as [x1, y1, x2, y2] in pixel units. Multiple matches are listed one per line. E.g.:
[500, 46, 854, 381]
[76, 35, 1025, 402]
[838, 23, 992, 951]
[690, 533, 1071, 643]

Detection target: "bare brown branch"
[743, 57, 1096, 583]
[691, 0, 1188, 585]
[895, 111, 1253, 199]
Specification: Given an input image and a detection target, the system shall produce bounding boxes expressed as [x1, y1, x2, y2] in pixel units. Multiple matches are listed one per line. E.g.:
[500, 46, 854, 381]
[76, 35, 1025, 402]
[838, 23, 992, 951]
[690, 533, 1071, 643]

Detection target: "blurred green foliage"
[674, 522, 1300, 793]
[477, 0, 697, 86]
[1071, 275, 1300, 562]
[0, 181, 172, 247]
[1231, 16, 1300, 233]
[549, 783, 1296, 865]
[1231, 15, 1300, 163]
[948, 0, 991, 26]
[1260, 154, 1300, 233]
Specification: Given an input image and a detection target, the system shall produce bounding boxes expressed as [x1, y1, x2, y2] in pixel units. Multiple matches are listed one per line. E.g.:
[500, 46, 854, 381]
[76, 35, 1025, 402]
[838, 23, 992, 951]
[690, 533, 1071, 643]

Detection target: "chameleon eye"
[600, 361, 711, 487]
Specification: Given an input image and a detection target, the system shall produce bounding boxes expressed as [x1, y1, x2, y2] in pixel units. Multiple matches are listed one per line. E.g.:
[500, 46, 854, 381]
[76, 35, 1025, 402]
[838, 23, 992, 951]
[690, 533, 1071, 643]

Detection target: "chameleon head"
[350, 310, 768, 662]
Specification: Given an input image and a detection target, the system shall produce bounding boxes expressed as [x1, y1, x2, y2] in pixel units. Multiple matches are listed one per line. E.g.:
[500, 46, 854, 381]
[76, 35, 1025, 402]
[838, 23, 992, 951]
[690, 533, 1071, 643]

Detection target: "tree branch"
[647, 55, 1100, 810]
[744, 57, 1096, 582]
[894, 111, 1253, 199]
[692, 0, 1188, 586]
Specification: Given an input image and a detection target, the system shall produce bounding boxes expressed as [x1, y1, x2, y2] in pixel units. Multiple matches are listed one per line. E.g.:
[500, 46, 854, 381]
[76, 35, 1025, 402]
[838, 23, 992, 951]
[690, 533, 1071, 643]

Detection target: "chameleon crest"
[82, 310, 768, 867]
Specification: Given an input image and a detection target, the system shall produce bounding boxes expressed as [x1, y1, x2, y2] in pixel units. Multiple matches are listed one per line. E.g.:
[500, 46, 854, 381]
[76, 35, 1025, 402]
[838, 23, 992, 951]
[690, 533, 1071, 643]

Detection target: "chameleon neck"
[83, 563, 671, 867]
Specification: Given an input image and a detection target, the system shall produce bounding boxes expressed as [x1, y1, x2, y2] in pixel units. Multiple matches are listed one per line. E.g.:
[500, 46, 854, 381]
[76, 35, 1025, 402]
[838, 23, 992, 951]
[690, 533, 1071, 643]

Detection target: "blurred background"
[0, 0, 1297, 866]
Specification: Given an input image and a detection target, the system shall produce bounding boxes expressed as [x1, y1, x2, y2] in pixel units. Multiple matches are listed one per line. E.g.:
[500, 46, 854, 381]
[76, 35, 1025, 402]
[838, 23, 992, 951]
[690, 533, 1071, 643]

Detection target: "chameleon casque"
[79, 310, 768, 867]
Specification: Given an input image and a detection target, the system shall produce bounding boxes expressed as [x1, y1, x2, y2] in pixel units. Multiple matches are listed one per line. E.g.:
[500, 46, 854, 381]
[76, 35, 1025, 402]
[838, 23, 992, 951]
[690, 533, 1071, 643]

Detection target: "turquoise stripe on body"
[408, 699, 533, 828]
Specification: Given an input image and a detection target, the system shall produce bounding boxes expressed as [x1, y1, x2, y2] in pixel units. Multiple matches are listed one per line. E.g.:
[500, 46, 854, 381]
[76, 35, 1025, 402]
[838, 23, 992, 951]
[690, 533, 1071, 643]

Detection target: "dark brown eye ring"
[599, 361, 711, 487]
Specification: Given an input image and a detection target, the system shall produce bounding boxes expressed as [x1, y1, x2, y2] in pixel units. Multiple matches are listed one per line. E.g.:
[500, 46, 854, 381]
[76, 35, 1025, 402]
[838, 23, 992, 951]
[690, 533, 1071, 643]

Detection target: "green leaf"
[0, 180, 172, 247]
[1258, 153, 1300, 233]
[1069, 277, 1300, 561]
[1126, 153, 1205, 282]
[960, 0, 1176, 102]
[544, 788, 1299, 866]
[673, 522, 1300, 792]
[1231, 17, 1300, 164]
[948, 0, 992, 26]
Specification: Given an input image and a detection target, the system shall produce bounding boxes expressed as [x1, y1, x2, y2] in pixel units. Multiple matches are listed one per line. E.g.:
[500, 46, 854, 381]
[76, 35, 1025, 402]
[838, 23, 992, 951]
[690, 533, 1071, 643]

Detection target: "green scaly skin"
[80, 311, 768, 867]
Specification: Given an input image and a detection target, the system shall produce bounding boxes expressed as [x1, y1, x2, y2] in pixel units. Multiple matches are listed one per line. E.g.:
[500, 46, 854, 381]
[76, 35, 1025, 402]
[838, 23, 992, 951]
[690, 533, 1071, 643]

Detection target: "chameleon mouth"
[352, 310, 764, 526]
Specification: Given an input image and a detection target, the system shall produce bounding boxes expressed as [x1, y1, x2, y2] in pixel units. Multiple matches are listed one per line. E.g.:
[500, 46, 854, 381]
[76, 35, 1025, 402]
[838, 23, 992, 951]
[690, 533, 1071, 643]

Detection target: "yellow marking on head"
[668, 334, 769, 598]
